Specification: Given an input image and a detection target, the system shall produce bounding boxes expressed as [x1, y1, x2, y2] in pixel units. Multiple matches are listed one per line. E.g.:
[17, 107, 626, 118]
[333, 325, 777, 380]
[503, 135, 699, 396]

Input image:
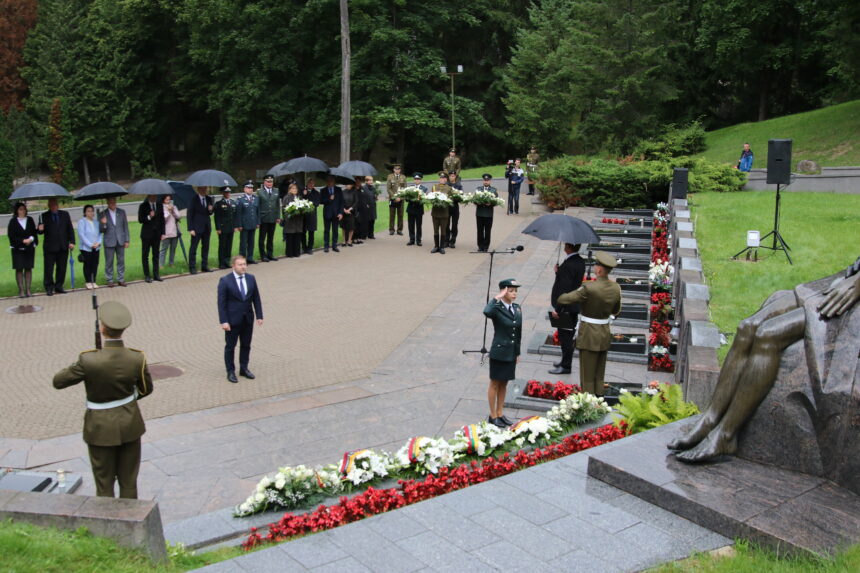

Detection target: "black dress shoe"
[145, 277, 153, 283]
[499, 415, 515, 426]
[439, 248, 446, 254]
[407, 241, 415, 246]
[239, 369, 255, 379]
[154, 276, 163, 282]
[248, 260, 258, 264]
[202, 268, 212, 273]
[396, 231, 403, 235]
[416, 241, 422, 246]
[190, 270, 198, 275]
[389, 230, 395, 235]
[324, 247, 330, 253]
[488, 416, 507, 429]
[227, 372, 238, 383]
[431, 247, 439, 253]
[332, 246, 340, 252]
[548, 366, 572, 375]
[260, 258, 269, 262]
[46, 289, 54, 296]
[54, 287, 66, 294]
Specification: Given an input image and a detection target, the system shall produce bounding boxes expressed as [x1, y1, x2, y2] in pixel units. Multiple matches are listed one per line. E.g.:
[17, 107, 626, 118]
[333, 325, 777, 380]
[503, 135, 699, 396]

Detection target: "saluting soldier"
[214, 186, 239, 269]
[442, 148, 461, 176]
[483, 278, 523, 428]
[526, 146, 540, 195]
[257, 174, 280, 262]
[556, 251, 622, 397]
[430, 172, 451, 254]
[53, 301, 153, 499]
[386, 164, 406, 236]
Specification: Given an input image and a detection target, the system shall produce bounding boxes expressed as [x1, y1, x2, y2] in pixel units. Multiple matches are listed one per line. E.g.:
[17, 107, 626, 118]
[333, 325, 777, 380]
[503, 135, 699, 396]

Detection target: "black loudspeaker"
[671, 168, 688, 199]
[766, 139, 792, 185]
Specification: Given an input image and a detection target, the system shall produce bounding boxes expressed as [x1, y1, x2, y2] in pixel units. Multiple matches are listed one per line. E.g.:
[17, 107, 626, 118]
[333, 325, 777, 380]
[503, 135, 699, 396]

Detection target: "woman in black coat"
[340, 181, 358, 246]
[7, 202, 38, 297]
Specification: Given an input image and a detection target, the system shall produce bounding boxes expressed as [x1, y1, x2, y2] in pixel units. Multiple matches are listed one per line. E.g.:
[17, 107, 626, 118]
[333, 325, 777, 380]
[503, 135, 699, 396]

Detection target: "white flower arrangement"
[509, 415, 559, 444]
[342, 450, 392, 486]
[649, 259, 674, 289]
[283, 198, 315, 216]
[464, 190, 505, 207]
[394, 186, 424, 202]
[234, 464, 343, 517]
[422, 191, 453, 208]
[393, 437, 456, 475]
[546, 392, 612, 428]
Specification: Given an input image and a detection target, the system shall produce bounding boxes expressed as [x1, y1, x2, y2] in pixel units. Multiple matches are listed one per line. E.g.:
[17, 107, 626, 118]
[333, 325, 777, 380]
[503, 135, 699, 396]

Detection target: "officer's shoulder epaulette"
[79, 349, 98, 355]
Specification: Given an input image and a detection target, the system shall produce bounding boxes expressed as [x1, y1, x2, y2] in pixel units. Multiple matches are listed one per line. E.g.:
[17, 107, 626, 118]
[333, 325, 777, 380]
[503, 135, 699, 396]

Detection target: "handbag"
[77, 252, 84, 263]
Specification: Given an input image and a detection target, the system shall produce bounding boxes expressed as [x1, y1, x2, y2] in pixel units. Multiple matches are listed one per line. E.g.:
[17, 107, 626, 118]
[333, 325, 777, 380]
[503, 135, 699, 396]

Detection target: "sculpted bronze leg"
[675, 306, 806, 461]
[668, 290, 798, 451]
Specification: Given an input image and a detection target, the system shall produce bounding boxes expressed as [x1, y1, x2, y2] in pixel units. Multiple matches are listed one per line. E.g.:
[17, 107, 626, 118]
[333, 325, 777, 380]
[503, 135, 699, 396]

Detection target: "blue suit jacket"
[320, 186, 343, 220]
[217, 272, 263, 326]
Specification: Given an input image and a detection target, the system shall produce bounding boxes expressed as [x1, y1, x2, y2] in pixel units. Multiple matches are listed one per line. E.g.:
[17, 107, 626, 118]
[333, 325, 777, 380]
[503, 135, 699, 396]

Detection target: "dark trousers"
[141, 235, 161, 278]
[368, 217, 376, 238]
[303, 230, 315, 252]
[477, 216, 493, 251]
[323, 217, 339, 247]
[407, 213, 422, 243]
[88, 438, 141, 499]
[217, 231, 234, 268]
[446, 208, 459, 246]
[528, 182, 536, 194]
[508, 184, 521, 214]
[189, 230, 211, 271]
[82, 249, 100, 283]
[43, 249, 69, 290]
[558, 324, 576, 370]
[239, 229, 256, 262]
[284, 232, 302, 257]
[389, 202, 403, 232]
[258, 222, 276, 259]
[224, 315, 254, 373]
[432, 216, 447, 248]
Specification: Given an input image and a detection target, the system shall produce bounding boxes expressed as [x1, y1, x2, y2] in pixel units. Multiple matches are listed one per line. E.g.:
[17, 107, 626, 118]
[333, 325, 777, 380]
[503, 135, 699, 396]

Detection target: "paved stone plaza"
[0, 192, 709, 570]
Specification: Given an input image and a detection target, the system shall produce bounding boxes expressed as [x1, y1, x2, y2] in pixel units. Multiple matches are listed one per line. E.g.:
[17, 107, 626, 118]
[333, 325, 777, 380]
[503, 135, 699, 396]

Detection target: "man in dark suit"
[188, 186, 214, 274]
[217, 254, 264, 383]
[320, 174, 343, 253]
[257, 174, 280, 261]
[549, 243, 586, 374]
[38, 198, 75, 295]
[138, 194, 165, 283]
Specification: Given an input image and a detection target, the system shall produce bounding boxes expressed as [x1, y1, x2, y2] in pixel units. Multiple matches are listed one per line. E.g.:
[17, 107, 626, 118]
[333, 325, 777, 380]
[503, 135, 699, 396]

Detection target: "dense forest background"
[0, 0, 858, 185]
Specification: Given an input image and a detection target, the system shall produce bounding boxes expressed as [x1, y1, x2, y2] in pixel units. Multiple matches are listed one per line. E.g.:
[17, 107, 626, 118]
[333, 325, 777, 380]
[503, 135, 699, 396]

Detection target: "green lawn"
[692, 99, 860, 168]
[458, 164, 509, 180]
[690, 190, 860, 358]
[1, 206, 394, 298]
[653, 540, 860, 572]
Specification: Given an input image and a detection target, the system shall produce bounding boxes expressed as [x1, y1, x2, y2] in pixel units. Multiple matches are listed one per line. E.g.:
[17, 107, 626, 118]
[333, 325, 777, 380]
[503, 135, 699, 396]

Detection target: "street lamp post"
[440, 65, 463, 151]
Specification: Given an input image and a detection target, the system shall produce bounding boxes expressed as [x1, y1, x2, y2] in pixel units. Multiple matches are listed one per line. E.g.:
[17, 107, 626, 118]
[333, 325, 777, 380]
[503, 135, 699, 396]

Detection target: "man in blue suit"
[188, 186, 214, 274]
[320, 174, 343, 253]
[217, 254, 264, 383]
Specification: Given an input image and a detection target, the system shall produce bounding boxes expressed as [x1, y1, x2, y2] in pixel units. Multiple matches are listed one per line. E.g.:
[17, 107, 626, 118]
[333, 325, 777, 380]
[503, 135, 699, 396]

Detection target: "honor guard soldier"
[406, 173, 426, 246]
[237, 180, 261, 263]
[430, 172, 451, 254]
[556, 251, 622, 396]
[386, 164, 406, 235]
[446, 171, 463, 248]
[526, 146, 540, 195]
[475, 173, 498, 252]
[443, 148, 461, 176]
[257, 174, 281, 261]
[214, 186, 239, 269]
[53, 301, 153, 498]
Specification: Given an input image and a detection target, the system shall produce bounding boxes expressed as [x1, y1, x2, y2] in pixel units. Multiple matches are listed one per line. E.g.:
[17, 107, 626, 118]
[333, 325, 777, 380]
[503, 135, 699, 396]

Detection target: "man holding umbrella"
[188, 186, 214, 274]
[549, 243, 585, 375]
[38, 198, 75, 295]
[138, 194, 165, 283]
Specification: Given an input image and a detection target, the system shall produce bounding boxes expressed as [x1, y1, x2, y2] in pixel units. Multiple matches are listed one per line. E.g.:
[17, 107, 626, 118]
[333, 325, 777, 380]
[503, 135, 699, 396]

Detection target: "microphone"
[514, 245, 524, 252]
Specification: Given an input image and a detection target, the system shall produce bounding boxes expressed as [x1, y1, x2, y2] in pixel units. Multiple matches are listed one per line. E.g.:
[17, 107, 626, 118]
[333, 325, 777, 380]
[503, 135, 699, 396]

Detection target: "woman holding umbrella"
[7, 202, 38, 297]
[77, 205, 103, 289]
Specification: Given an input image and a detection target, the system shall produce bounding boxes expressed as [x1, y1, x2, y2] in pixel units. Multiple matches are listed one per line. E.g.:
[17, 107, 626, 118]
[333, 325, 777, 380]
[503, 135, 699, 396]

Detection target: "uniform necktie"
[238, 275, 246, 298]
[201, 196, 206, 208]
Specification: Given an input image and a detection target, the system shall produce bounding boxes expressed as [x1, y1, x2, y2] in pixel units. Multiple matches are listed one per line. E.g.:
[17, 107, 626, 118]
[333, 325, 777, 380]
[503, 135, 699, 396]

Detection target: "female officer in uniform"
[483, 278, 522, 428]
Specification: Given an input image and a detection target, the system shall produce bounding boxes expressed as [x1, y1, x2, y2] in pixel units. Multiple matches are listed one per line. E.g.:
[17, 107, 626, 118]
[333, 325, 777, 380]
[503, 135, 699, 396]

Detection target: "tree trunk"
[340, 0, 351, 164]
[82, 155, 91, 185]
[757, 75, 768, 122]
[396, 125, 405, 165]
[105, 159, 111, 181]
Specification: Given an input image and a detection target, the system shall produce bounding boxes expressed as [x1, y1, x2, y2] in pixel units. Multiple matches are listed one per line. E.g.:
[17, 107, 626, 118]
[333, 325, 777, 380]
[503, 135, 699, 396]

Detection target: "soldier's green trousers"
[579, 349, 607, 396]
[88, 438, 141, 499]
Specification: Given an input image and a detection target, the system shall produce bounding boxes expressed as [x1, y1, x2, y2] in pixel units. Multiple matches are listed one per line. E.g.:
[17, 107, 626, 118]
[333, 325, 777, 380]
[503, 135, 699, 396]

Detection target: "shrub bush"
[633, 122, 707, 160]
[612, 382, 699, 434]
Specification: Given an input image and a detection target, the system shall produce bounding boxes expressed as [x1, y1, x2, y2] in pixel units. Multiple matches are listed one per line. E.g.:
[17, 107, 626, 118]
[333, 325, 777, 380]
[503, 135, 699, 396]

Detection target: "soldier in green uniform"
[430, 172, 451, 254]
[442, 148, 461, 176]
[386, 164, 406, 236]
[257, 174, 281, 262]
[557, 251, 622, 396]
[214, 187, 239, 269]
[483, 278, 523, 428]
[53, 301, 153, 499]
[526, 146, 540, 195]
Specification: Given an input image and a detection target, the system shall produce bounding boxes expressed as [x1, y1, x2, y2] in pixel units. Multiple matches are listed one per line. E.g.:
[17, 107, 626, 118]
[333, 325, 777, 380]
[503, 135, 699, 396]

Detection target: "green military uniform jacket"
[557, 277, 622, 351]
[443, 156, 461, 175]
[526, 151, 540, 179]
[430, 184, 451, 219]
[257, 186, 281, 224]
[213, 197, 238, 233]
[53, 340, 153, 447]
[386, 173, 406, 205]
[483, 299, 522, 361]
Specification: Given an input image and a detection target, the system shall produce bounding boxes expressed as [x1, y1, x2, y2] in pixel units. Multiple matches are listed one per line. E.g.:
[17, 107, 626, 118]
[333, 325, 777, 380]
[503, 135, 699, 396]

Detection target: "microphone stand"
[462, 246, 523, 364]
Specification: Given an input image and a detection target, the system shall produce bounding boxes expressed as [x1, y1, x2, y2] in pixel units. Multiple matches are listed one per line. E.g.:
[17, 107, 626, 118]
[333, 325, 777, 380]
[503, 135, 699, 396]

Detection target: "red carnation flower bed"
[526, 380, 582, 400]
[601, 217, 626, 225]
[243, 424, 627, 550]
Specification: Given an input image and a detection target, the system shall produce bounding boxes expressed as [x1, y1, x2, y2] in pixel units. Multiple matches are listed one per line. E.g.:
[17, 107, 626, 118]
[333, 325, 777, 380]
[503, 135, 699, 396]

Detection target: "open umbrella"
[337, 160, 377, 177]
[10, 182, 71, 201]
[128, 178, 174, 196]
[184, 169, 237, 188]
[74, 182, 129, 200]
[167, 181, 196, 210]
[521, 213, 600, 245]
[327, 167, 356, 184]
[271, 155, 329, 176]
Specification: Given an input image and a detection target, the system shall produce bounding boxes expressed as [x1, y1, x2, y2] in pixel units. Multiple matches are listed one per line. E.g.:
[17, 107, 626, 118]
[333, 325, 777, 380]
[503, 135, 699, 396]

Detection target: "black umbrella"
[167, 181, 196, 210]
[128, 178, 174, 196]
[74, 182, 128, 200]
[337, 160, 377, 177]
[271, 155, 329, 176]
[521, 213, 600, 245]
[184, 169, 237, 188]
[326, 167, 356, 184]
[10, 182, 71, 201]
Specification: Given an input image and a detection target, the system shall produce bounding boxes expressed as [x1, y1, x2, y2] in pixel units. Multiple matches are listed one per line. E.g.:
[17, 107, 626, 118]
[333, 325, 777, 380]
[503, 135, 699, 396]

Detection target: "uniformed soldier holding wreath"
[483, 278, 523, 428]
[53, 301, 153, 498]
[386, 164, 406, 236]
[430, 172, 451, 254]
[557, 251, 621, 396]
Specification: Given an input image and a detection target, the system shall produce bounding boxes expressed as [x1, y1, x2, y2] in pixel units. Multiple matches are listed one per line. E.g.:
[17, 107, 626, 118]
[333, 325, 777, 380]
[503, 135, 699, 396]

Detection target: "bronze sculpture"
[669, 258, 860, 474]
